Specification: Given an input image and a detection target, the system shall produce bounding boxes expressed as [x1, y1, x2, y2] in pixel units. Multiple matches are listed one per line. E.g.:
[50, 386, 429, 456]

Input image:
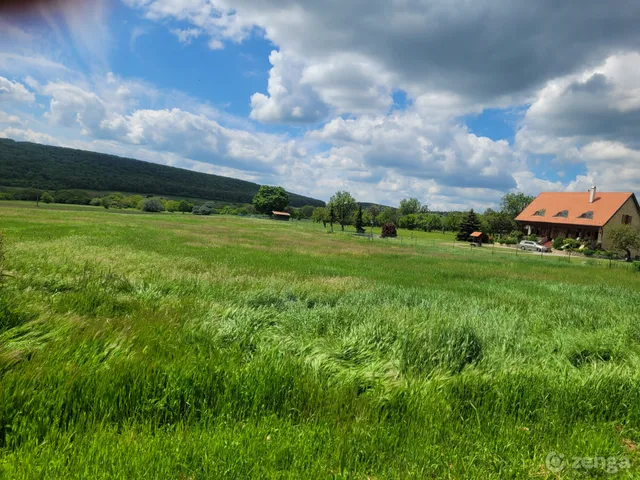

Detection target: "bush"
[165, 200, 180, 212]
[40, 191, 54, 204]
[552, 238, 564, 250]
[89, 197, 102, 207]
[192, 202, 218, 216]
[526, 234, 537, 242]
[563, 238, 581, 250]
[0, 193, 13, 200]
[381, 223, 397, 238]
[141, 198, 165, 213]
[632, 262, 640, 273]
[583, 249, 595, 256]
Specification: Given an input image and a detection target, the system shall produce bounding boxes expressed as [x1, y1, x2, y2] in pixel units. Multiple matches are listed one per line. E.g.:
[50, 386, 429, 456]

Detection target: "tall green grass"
[1, 203, 639, 478]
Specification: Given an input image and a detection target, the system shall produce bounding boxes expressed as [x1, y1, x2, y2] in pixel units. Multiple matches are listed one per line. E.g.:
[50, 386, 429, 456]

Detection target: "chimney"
[589, 185, 597, 204]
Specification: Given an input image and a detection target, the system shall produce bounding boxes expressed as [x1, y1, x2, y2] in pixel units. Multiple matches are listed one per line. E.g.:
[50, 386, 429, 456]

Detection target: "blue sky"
[1, 0, 640, 210]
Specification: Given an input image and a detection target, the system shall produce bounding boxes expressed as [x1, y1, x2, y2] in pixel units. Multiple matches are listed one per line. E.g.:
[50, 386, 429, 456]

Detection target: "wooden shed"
[272, 211, 291, 221]
[469, 231, 484, 246]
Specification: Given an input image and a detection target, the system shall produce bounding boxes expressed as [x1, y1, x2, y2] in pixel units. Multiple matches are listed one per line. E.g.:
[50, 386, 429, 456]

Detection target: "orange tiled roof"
[272, 211, 291, 216]
[515, 192, 636, 227]
[470, 231, 483, 237]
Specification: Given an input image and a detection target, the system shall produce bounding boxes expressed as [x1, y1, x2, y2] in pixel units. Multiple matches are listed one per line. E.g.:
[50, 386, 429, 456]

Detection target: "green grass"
[1, 203, 640, 478]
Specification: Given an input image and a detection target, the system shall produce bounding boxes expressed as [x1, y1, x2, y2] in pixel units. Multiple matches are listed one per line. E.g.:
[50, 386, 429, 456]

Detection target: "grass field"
[1, 202, 640, 478]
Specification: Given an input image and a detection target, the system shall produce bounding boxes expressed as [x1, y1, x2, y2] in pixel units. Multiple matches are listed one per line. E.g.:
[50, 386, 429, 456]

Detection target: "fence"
[330, 227, 638, 271]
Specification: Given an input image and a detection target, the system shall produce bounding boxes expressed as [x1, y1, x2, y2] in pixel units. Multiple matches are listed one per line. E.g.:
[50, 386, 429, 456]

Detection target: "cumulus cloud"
[517, 53, 640, 192]
[128, 0, 640, 113]
[0, 76, 35, 103]
[309, 113, 520, 190]
[250, 51, 328, 123]
[0, 111, 23, 125]
[42, 82, 107, 133]
[0, 127, 59, 145]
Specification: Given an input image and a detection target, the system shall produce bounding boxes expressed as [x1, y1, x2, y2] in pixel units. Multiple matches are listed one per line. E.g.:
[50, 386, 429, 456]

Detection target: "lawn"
[1, 203, 640, 479]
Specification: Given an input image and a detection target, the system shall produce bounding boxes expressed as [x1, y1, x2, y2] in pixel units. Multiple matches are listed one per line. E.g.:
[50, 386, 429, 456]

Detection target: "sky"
[1, 0, 640, 210]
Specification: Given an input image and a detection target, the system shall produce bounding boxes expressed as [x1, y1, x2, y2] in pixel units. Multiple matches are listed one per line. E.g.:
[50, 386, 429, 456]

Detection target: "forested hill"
[0, 138, 325, 207]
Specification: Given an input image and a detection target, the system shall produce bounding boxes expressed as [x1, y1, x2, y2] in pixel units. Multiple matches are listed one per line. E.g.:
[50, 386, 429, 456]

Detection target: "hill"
[0, 138, 325, 207]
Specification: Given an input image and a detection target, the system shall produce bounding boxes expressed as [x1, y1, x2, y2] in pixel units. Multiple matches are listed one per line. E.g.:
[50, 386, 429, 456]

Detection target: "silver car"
[519, 240, 549, 252]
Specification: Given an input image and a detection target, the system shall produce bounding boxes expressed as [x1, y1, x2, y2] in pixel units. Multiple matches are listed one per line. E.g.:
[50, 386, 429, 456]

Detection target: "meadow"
[1, 202, 640, 478]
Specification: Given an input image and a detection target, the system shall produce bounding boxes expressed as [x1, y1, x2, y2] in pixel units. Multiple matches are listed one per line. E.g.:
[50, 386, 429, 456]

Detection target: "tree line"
[0, 138, 324, 207]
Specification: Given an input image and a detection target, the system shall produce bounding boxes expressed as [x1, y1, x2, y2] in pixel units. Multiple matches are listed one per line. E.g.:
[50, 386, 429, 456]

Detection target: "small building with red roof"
[515, 187, 639, 250]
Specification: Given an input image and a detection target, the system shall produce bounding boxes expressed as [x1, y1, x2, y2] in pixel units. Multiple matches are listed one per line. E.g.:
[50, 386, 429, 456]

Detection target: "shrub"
[165, 200, 180, 212]
[632, 262, 640, 273]
[526, 234, 537, 242]
[381, 223, 397, 238]
[192, 202, 218, 216]
[583, 249, 595, 256]
[141, 198, 165, 213]
[563, 238, 581, 250]
[0, 193, 13, 200]
[510, 230, 524, 241]
[40, 191, 54, 204]
[89, 197, 102, 206]
[552, 237, 565, 250]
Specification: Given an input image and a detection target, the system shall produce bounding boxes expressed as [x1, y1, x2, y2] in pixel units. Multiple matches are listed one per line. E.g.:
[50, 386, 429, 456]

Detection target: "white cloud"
[517, 53, 640, 193]
[0, 127, 60, 145]
[249, 51, 328, 123]
[0, 76, 35, 103]
[0, 111, 23, 125]
[171, 28, 202, 45]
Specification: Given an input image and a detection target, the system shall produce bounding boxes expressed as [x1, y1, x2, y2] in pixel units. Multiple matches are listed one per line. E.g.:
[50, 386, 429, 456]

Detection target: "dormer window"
[553, 210, 569, 218]
[533, 209, 546, 217]
[578, 211, 594, 219]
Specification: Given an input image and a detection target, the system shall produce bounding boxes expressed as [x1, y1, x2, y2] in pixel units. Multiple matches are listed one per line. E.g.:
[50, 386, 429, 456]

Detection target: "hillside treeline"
[0, 138, 324, 207]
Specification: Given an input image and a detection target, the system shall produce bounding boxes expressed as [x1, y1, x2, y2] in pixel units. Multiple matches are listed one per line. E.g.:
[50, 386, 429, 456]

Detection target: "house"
[515, 187, 640, 251]
[271, 211, 291, 221]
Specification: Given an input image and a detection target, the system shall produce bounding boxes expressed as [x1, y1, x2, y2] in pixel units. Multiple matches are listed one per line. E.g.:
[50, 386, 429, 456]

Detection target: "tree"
[40, 191, 54, 204]
[457, 209, 482, 241]
[443, 212, 462, 232]
[426, 214, 443, 232]
[608, 224, 640, 262]
[300, 205, 315, 219]
[376, 207, 398, 226]
[399, 198, 421, 216]
[328, 204, 336, 233]
[355, 205, 365, 233]
[328, 191, 356, 231]
[367, 204, 381, 223]
[165, 200, 180, 212]
[312, 207, 327, 227]
[252, 186, 290, 214]
[398, 214, 418, 230]
[484, 211, 516, 235]
[141, 197, 165, 213]
[501, 192, 535, 218]
[178, 200, 193, 213]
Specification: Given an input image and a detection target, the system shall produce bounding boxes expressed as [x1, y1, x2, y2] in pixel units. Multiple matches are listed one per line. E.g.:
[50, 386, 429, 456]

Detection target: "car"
[519, 240, 550, 252]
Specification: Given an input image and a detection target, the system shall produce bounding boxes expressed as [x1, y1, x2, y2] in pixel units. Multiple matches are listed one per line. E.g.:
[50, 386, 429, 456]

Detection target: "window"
[533, 209, 546, 217]
[553, 210, 569, 218]
[578, 211, 594, 219]
[622, 214, 633, 225]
